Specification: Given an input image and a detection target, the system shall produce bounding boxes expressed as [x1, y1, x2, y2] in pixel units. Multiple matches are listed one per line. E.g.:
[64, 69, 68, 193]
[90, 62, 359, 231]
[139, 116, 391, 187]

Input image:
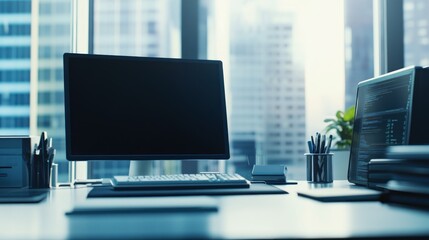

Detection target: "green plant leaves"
[336, 110, 343, 119]
[323, 105, 355, 149]
[323, 118, 337, 123]
[343, 106, 355, 121]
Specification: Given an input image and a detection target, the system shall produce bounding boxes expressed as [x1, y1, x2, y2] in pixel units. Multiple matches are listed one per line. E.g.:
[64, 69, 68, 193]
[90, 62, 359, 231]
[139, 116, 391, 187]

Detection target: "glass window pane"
[86, 0, 376, 180]
[0, 0, 31, 136]
[344, 0, 374, 109]
[205, 0, 372, 179]
[404, 0, 429, 66]
[36, 0, 71, 182]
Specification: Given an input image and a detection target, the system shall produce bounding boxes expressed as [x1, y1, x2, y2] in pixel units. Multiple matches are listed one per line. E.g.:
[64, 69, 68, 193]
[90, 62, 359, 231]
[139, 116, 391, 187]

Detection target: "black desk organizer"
[29, 132, 56, 189]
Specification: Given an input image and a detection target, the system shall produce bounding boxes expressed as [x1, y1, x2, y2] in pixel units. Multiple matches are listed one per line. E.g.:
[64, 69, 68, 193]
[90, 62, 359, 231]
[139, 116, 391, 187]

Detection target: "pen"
[310, 136, 315, 153]
[44, 133, 49, 158]
[46, 138, 53, 183]
[325, 135, 333, 153]
[38, 132, 44, 150]
[48, 148, 56, 170]
[48, 138, 52, 149]
[40, 133, 47, 187]
[307, 141, 313, 153]
[316, 133, 321, 154]
[320, 135, 326, 154]
[35, 149, 40, 187]
[39, 132, 46, 162]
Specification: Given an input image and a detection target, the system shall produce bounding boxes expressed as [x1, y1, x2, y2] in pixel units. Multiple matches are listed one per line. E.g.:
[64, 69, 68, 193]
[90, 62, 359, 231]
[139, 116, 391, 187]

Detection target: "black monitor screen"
[348, 67, 414, 185]
[63, 53, 229, 160]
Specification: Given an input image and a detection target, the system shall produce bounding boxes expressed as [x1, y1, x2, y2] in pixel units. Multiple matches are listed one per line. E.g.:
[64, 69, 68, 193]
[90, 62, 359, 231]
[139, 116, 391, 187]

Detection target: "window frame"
[373, 0, 404, 75]
[67, 0, 406, 180]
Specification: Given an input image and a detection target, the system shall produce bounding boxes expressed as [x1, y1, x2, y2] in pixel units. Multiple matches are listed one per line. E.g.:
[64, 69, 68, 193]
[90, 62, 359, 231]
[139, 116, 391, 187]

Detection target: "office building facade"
[404, 0, 429, 66]
[0, 0, 31, 136]
[344, 0, 374, 110]
[36, 0, 70, 181]
[228, 1, 306, 179]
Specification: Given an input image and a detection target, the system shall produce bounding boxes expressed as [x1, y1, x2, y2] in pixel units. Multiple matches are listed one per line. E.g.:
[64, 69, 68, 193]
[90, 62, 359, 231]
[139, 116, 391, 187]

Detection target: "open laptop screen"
[348, 67, 415, 186]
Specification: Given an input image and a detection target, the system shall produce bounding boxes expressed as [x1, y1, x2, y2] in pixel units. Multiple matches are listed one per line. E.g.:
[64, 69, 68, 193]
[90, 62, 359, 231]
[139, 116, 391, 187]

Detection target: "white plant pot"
[330, 149, 350, 180]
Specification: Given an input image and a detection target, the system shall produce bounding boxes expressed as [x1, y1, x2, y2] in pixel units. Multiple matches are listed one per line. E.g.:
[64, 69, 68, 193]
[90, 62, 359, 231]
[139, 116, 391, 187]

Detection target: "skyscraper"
[344, 0, 374, 110]
[36, 0, 70, 182]
[228, 1, 306, 179]
[0, 0, 31, 136]
[404, 0, 429, 66]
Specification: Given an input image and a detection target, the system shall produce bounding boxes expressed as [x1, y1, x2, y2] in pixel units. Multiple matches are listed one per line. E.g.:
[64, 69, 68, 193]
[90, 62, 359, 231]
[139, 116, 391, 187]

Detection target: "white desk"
[1, 181, 429, 239]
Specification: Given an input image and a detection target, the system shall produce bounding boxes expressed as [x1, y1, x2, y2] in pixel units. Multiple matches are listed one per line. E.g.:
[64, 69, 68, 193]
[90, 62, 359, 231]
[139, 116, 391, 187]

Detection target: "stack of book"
[368, 158, 429, 188]
[382, 180, 429, 208]
[368, 145, 429, 208]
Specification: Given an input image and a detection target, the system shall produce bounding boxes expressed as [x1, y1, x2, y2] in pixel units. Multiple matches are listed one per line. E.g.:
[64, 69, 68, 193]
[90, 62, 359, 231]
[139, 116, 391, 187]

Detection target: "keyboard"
[111, 173, 250, 190]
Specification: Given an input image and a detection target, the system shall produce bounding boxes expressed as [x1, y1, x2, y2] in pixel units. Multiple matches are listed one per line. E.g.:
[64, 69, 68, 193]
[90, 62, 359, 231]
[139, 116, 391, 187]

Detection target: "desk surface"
[1, 181, 429, 239]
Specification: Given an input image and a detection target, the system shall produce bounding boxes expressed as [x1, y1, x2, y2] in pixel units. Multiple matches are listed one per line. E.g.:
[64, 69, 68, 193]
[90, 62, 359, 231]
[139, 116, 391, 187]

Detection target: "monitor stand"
[129, 160, 154, 176]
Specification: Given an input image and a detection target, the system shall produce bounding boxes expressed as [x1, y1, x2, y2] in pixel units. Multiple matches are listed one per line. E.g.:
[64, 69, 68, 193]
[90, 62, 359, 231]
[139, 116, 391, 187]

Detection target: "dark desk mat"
[88, 184, 287, 198]
[0, 189, 48, 203]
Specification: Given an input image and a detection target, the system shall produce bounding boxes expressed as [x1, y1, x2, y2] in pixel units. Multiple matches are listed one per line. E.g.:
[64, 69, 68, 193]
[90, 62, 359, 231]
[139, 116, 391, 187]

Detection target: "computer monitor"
[63, 53, 230, 170]
[348, 66, 429, 186]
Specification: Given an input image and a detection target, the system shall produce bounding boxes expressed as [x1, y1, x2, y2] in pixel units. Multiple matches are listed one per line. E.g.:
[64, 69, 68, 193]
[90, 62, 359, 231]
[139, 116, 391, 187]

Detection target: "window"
[205, 0, 347, 179]
[0, 0, 406, 182]
[147, 21, 157, 34]
[0, 93, 29, 106]
[0, 70, 30, 82]
[0, 0, 31, 137]
[37, 115, 51, 128]
[0, 117, 29, 128]
[38, 92, 51, 105]
[0, 1, 31, 14]
[0, 47, 31, 59]
[38, 69, 51, 82]
[404, 0, 429, 66]
[0, 24, 31, 36]
[344, 0, 374, 108]
[34, 0, 71, 182]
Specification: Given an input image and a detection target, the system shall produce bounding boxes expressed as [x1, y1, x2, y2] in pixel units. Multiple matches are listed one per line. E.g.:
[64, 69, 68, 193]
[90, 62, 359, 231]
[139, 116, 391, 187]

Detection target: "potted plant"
[323, 106, 355, 179]
[323, 106, 355, 149]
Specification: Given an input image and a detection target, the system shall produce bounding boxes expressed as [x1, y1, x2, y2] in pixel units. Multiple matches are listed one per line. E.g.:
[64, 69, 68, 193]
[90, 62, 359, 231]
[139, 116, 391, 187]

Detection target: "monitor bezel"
[347, 66, 417, 186]
[63, 53, 230, 161]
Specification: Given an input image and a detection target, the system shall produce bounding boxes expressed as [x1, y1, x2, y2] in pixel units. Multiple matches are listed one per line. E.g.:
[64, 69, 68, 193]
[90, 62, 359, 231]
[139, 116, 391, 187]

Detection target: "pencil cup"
[304, 153, 333, 183]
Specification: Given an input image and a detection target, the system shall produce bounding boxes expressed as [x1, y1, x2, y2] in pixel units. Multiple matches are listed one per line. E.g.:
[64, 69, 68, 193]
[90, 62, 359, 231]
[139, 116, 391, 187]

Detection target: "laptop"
[298, 66, 429, 201]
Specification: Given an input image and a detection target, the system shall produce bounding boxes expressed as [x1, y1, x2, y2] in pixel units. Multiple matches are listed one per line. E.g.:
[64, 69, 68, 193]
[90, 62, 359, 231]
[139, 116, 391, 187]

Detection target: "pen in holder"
[29, 132, 56, 189]
[305, 133, 334, 183]
[305, 153, 333, 183]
